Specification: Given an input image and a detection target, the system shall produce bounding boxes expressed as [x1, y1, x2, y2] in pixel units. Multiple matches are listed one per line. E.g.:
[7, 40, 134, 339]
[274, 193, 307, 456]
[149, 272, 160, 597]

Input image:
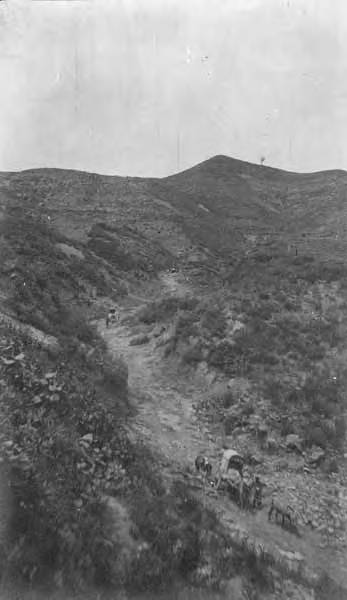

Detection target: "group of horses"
[195, 453, 299, 530]
[195, 453, 263, 512]
[105, 305, 300, 530]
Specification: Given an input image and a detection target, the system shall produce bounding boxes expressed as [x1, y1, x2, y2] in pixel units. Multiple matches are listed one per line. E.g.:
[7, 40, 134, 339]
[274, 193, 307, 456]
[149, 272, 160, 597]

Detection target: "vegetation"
[1, 156, 347, 597]
[0, 213, 271, 598]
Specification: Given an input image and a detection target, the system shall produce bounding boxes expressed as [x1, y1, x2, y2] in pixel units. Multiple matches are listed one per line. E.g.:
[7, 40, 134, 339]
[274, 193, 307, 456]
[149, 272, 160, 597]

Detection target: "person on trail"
[106, 308, 118, 328]
[252, 476, 263, 510]
[239, 467, 254, 510]
[195, 454, 212, 477]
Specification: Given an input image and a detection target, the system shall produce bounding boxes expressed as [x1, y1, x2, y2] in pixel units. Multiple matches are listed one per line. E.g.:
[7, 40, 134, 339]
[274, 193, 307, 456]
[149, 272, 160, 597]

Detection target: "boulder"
[267, 437, 279, 451]
[80, 433, 93, 444]
[285, 434, 303, 452]
[206, 370, 217, 385]
[307, 446, 325, 467]
[276, 458, 289, 471]
[247, 453, 263, 466]
[222, 576, 245, 600]
[152, 324, 165, 337]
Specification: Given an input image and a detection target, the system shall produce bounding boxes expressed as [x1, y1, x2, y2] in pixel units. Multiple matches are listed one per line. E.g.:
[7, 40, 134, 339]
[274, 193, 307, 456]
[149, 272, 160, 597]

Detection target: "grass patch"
[129, 333, 150, 346]
[137, 295, 199, 325]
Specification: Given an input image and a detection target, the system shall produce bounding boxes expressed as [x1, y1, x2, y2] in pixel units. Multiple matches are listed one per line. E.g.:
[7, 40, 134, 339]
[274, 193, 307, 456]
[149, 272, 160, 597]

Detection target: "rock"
[80, 433, 93, 444]
[285, 434, 303, 452]
[247, 454, 263, 466]
[307, 446, 326, 466]
[258, 423, 269, 435]
[231, 427, 244, 437]
[198, 361, 209, 374]
[152, 324, 165, 337]
[222, 575, 245, 600]
[276, 458, 289, 470]
[267, 437, 279, 451]
[206, 371, 217, 385]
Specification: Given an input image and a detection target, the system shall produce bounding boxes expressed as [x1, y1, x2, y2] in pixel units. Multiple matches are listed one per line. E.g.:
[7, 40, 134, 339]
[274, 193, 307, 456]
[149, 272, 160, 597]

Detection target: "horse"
[106, 308, 119, 329]
[195, 455, 212, 478]
[268, 497, 298, 528]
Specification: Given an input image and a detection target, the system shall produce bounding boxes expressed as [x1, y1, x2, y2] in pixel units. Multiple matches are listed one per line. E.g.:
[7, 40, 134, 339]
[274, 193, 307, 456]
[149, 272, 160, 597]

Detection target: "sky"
[0, 0, 346, 177]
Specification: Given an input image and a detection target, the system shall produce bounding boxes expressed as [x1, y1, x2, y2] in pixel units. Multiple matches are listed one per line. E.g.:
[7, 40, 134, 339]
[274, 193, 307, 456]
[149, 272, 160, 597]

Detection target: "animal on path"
[268, 497, 298, 528]
[215, 449, 244, 490]
[195, 454, 212, 478]
[239, 472, 264, 511]
[252, 476, 264, 510]
[106, 308, 119, 328]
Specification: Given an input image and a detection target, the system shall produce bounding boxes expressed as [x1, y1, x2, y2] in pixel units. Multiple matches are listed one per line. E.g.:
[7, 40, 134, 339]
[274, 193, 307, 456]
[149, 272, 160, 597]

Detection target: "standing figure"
[106, 307, 119, 329]
[195, 454, 212, 478]
[252, 476, 264, 510]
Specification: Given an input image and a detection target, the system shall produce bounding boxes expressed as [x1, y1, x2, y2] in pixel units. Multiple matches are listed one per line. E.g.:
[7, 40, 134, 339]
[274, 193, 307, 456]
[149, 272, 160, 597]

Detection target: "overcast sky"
[0, 0, 346, 176]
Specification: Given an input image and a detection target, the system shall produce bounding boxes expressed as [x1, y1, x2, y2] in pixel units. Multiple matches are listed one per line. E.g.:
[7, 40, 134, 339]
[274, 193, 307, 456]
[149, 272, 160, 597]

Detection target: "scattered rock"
[276, 458, 289, 471]
[306, 446, 325, 467]
[80, 433, 93, 444]
[222, 575, 245, 600]
[56, 242, 84, 260]
[206, 371, 217, 385]
[198, 361, 209, 375]
[285, 434, 303, 453]
[267, 437, 279, 451]
[247, 453, 263, 466]
[231, 427, 244, 437]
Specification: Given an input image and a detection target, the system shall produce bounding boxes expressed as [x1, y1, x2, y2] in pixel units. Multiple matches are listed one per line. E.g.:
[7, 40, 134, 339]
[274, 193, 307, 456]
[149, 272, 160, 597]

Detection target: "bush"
[173, 311, 200, 341]
[322, 458, 339, 474]
[129, 333, 150, 346]
[208, 341, 236, 373]
[199, 306, 227, 338]
[210, 385, 235, 410]
[181, 344, 204, 365]
[137, 296, 198, 325]
[305, 426, 328, 449]
[0, 326, 235, 593]
[0, 329, 131, 588]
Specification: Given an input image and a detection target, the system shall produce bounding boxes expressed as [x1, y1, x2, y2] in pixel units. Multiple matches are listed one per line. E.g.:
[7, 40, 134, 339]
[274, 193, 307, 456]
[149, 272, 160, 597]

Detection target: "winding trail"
[97, 295, 347, 596]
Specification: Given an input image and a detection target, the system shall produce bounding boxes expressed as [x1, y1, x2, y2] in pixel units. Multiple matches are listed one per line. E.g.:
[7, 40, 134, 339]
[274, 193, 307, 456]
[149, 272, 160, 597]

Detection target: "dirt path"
[98, 306, 347, 594]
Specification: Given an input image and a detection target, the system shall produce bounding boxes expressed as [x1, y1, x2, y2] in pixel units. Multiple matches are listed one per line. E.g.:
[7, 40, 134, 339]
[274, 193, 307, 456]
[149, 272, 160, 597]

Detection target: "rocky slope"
[1, 156, 347, 598]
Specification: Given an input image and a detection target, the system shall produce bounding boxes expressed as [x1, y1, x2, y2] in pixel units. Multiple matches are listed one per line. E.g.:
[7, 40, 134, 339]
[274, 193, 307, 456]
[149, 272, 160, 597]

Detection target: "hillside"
[2, 155, 347, 271]
[0, 156, 347, 599]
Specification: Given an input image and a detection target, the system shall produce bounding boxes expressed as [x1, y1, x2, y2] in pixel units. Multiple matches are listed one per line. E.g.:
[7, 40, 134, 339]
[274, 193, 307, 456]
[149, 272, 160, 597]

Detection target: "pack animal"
[195, 455, 212, 478]
[106, 308, 119, 328]
[268, 497, 297, 527]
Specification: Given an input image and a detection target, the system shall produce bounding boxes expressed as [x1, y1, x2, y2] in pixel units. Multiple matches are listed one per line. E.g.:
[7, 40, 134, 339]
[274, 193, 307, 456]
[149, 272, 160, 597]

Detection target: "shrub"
[334, 417, 346, 449]
[0, 325, 236, 593]
[322, 458, 339, 474]
[137, 296, 198, 325]
[129, 333, 150, 346]
[199, 307, 227, 338]
[305, 426, 328, 449]
[279, 417, 295, 437]
[224, 415, 235, 436]
[181, 344, 204, 365]
[240, 402, 254, 417]
[210, 385, 235, 410]
[208, 341, 236, 373]
[173, 311, 200, 341]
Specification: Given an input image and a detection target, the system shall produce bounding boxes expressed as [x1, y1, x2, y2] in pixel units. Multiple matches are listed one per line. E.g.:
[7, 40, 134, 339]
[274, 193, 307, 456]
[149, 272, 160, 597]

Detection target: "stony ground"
[96, 274, 347, 599]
